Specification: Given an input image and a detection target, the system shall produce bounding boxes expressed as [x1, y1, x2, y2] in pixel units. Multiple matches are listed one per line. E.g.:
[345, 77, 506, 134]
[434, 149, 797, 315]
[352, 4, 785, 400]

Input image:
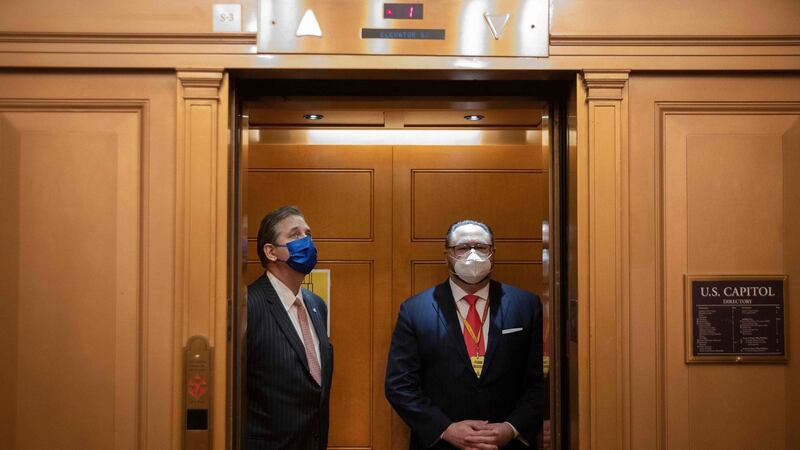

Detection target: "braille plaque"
[685, 275, 787, 363]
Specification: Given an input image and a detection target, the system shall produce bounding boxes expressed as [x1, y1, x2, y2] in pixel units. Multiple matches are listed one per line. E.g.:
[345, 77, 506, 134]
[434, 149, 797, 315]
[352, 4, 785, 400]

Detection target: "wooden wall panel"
[0, 0, 259, 33]
[686, 135, 784, 271]
[680, 125, 787, 450]
[492, 262, 544, 295]
[1, 111, 140, 449]
[14, 113, 138, 450]
[628, 74, 800, 450]
[411, 262, 449, 296]
[784, 121, 800, 449]
[0, 73, 176, 450]
[248, 170, 373, 240]
[411, 170, 546, 241]
[552, 0, 800, 36]
[663, 112, 799, 450]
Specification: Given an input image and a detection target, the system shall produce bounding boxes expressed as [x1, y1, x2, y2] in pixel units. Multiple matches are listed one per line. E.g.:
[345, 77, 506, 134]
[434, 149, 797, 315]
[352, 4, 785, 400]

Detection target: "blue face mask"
[277, 235, 318, 274]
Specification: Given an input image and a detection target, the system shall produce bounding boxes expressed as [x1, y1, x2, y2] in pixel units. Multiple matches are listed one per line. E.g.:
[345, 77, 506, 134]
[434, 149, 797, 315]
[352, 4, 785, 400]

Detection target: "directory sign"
[686, 275, 787, 363]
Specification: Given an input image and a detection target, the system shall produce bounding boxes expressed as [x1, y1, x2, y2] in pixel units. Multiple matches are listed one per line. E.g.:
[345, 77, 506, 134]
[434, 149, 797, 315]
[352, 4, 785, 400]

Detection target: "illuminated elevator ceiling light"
[464, 114, 484, 121]
[303, 114, 324, 120]
[250, 129, 542, 146]
[306, 129, 484, 145]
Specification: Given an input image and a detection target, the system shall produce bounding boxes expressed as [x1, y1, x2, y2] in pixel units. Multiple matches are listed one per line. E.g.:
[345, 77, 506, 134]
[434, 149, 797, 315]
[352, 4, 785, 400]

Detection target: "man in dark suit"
[247, 205, 333, 450]
[385, 220, 544, 450]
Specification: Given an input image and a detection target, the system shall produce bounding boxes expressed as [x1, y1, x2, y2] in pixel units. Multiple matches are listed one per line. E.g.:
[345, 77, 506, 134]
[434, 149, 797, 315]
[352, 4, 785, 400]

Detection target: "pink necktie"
[294, 296, 322, 385]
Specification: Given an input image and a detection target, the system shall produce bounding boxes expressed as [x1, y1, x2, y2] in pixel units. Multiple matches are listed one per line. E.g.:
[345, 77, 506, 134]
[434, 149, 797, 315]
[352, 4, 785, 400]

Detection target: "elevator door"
[243, 137, 549, 449]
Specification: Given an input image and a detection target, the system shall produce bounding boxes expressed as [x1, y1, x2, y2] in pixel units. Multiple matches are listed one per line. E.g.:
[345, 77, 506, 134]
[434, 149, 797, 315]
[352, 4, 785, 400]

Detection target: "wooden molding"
[656, 101, 800, 114]
[0, 31, 256, 45]
[0, 98, 147, 111]
[1, 50, 798, 72]
[552, 34, 800, 47]
[579, 70, 631, 450]
[583, 70, 630, 102]
[177, 69, 224, 100]
[0, 31, 798, 71]
[175, 69, 229, 450]
[2, 31, 796, 50]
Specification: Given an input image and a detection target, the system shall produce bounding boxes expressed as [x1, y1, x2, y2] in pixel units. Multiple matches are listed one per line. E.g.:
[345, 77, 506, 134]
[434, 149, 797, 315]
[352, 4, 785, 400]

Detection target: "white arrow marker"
[484, 13, 511, 40]
[296, 9, 322, 37]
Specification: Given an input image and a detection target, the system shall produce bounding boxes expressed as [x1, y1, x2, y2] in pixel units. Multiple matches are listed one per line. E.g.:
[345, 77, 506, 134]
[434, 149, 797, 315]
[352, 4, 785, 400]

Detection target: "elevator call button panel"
[258, 0, 549, 57]
[184, 336, 212, 450]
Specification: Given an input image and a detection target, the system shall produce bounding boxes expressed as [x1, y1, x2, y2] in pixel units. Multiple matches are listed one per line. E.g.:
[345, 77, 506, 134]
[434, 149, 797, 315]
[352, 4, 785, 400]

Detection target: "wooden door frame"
[228, 76, 568, 450]
[175, 68, 230, 450]
[577, 70, 631, 450]
[203, 71, 633, 450]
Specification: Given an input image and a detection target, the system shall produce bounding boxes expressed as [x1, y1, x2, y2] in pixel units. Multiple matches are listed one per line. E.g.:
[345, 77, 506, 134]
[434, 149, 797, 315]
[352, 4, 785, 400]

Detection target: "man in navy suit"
[247, 205, 333, 450]
[385, 220, 544, 450]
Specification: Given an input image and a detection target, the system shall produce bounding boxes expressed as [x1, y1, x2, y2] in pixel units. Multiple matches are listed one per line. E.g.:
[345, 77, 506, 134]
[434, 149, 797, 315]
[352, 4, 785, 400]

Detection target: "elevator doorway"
[230, 78, 575, 450]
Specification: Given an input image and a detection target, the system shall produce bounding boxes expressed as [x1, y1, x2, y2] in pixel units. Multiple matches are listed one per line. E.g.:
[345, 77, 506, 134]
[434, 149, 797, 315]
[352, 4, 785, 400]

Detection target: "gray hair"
[445, 219, 494, 247]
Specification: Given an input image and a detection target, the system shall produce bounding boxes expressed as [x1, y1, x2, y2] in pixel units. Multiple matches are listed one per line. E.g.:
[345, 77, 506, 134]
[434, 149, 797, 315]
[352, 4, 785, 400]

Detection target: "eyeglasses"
[447, 243, 494, 259]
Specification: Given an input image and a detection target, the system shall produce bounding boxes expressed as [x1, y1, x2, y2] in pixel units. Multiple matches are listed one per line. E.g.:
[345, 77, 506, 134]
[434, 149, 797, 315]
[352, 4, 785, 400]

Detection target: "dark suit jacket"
[385, 279, 544, 450]
[246, 274, 334, 450]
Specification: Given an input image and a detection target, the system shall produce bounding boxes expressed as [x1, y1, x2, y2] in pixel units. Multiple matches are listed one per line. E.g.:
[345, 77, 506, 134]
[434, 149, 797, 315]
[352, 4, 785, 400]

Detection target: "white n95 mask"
[452, 250, 492, 284]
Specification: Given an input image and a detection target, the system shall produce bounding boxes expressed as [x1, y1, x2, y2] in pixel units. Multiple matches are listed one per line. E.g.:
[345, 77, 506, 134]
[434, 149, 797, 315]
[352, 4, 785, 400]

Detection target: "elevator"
[228, 77, 579, 450]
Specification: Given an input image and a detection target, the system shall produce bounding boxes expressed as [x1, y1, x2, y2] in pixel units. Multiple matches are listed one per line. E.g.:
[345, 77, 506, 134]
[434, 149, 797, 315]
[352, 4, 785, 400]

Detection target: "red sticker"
[187, 374, 208, 400]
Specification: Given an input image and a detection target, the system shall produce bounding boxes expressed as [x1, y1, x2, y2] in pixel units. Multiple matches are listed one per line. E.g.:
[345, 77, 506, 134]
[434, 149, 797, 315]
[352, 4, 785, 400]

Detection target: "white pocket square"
[502, 327, 523, 334]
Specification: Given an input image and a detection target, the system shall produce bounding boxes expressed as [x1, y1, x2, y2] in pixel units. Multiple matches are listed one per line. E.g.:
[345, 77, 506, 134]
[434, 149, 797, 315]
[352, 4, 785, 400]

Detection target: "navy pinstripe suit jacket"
[246, 274, 333, 450]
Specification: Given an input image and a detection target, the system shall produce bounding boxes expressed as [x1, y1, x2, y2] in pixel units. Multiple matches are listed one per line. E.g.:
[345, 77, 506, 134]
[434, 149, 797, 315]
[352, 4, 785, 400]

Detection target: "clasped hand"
[442, 420, 515, 450]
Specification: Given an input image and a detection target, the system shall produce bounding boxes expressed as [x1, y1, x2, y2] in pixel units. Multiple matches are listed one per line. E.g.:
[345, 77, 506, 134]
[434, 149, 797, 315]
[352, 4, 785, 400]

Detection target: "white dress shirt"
[267, 270, 321, 365]
[449, 278, 491, 350]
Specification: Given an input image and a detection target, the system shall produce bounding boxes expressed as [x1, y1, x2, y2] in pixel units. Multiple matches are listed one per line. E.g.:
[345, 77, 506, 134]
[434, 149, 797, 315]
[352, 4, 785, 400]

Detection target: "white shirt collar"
[267, 270, 301, 312]
[449, 277, 490, 303]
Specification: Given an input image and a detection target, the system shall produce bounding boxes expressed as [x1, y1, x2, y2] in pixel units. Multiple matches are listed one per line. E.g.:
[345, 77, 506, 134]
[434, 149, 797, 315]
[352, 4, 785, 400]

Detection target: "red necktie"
[294, 296, 322, 385]
[462, 294, 485, 357]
